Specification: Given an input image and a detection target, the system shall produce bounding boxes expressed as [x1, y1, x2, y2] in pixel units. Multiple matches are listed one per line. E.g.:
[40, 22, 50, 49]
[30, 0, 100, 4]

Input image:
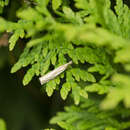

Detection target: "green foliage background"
[0, 0, 130, 129]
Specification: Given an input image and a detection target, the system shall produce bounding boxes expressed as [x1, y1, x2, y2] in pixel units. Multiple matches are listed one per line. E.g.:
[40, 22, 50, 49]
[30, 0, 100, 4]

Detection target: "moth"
[39, 61, 72, 85]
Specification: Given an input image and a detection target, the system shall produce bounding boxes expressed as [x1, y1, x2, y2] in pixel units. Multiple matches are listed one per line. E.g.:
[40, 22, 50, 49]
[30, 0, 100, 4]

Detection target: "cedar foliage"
[0, 118, 6, 130]
[0, 0, 130, 129]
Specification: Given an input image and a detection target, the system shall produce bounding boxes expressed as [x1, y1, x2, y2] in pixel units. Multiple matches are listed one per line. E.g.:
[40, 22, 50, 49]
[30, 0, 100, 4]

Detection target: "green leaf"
[85, 83, 110, 95]
[105, 127, 117, 130]
[11, 48, 30, 73]
[9, 32, 19, 51]
[60, 82, 71, 100]
[46, 85, 54, 97]
[0, 119, 6, 130]
[51, 51, 57, 65]
[74, 0, 89, 10]
[9, 29, 24, 51]
[101, 74, 130, 109]
[46, 77, 60, 96]
[52, 0, 62, 10]
[79, 89, 88, 98]
[70, 68, 96, 82]
[23, 64, 36, 86]
[41, 60, 50, 75]
[62, 6, 75, 18]
[72, 83, 81, 105]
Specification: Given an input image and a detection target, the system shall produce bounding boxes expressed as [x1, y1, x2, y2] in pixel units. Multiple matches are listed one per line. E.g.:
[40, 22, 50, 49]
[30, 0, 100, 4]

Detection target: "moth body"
[39, 61, 72, 85]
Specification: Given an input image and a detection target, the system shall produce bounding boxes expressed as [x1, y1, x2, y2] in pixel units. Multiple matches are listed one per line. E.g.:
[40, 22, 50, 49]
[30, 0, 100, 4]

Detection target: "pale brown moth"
[39, 61, 72, 85]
